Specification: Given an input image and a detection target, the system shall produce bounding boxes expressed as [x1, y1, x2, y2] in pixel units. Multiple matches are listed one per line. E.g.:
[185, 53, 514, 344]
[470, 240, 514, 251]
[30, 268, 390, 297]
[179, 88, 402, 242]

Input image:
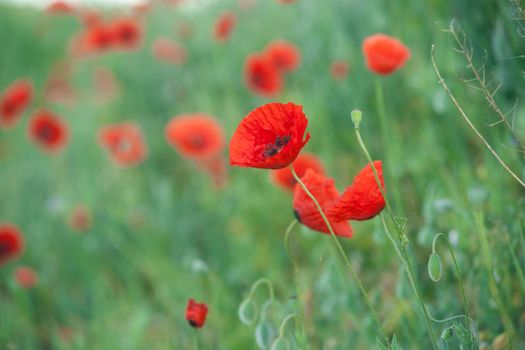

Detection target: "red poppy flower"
[328, 161, 386, 221]
[68, 205, 91, 232]
[362, 34, 411, 75]
[152, 37, 187, 65]
[244, 53, 283, 97]
[230, 102, 309, 169]
[165, 114, 225, 160]
[186, 299, 208, 328]
[270, 152, 325, 191]
[213, 11, 236, 42]
[0, 223, 24, 267]
[264, 40, 301, 73]
[330, 60, 349, 80]
[14, 266, 38, 289]
[28, 109, 69, 153]
[293, 170, 353, 238]
[110, 18, 143, 51]
[98, 122, 148, 167]
[46, 1, 75, 14]
[83, 24, 114, 53]
[0, 79, 33, 129]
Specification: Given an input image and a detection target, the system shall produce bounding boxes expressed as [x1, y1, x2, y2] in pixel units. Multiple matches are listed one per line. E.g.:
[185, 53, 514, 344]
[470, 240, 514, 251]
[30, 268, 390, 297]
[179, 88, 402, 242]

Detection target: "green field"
[1, 0, 525, 349]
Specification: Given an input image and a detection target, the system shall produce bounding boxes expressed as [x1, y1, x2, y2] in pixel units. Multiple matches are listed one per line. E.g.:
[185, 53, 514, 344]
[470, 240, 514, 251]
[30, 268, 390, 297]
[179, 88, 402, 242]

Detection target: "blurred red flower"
[328, 161, 386, 221]
[165, 114, 225, 160]
[271, 152, 325, 191]
[264, 40, 301, 73]
[0, 79, 33, 129]
[0, 223, 24, 267]
[214, 11, 236, 42]
[330, 60, 349, 80]
[362, 34, 411, 75]
[28, 109, 69, 153]
[293, 170, 353, 238]
[110, 18, 143, 51]
[98, 122, 148, 167]
[14, 266, 38, 289]
[83, 24, 114, 53]
[68, 205, 91, 232]
[46, 1, 75, 14]
[186, 299, 208, 328]
[230, 102, 309, 169]
[244, 53, 283, 97]
[152, 37, 187, 65]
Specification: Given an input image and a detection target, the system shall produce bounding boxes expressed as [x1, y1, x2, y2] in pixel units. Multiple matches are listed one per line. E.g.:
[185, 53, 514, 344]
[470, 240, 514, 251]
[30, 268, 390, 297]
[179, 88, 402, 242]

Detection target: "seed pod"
[440, 326, 454, 341]
[428, 252, 442, 282]
[238, 299, 258, 325]
[271, 337, 290, 350]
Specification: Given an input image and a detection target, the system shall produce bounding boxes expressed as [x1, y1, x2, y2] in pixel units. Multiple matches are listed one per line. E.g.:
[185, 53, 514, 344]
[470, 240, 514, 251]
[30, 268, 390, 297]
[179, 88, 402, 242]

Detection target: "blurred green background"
[1, 0, 525, 349]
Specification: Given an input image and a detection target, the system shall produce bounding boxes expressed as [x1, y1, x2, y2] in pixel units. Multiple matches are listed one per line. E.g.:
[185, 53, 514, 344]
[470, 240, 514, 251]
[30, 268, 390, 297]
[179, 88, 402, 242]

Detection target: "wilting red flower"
[328, 161, 386, 221]
[14, 266, 38, 289]
[244, 53, 283, 97]
[165, 114, 225, 160]
[264, 40, 301, 73]
[0, 223, 24, 267]
[92, 67, 120, 103]
[98, 122, 147, 167]
[0, 79, 33, 129]
[213, 11, 236, 42]
[46, 1, 75, 14]
[28, 109, 69, 153]
[230, 102, 310, 169]
[362, 34, 411, 75]
[330, 60, 349, 80]
[186, 299, 208, 328]
[271, 152, 325, 191]
[152, 37, 187, 65]
[110, 18, 143, 51]
[293, 170, 353, 238]
[68, 205, 91, 232]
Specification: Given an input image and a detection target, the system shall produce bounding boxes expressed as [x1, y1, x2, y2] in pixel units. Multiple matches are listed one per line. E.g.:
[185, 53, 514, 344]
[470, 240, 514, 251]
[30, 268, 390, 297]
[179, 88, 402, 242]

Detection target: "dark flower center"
[263, 135, 290, 158]
[38, 124, 56, 141]
[188, 134, 206, 149]
[0, 241, 10, 255]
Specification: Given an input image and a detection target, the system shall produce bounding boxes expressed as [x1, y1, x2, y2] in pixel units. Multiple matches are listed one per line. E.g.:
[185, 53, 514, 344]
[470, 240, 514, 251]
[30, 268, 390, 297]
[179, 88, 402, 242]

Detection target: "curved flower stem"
[432, 232, 471, 340]
[353, 112, 438, 350]
[284, 220, 299, 270]
[289, 165, 389, 347]
[279, 313, 300, 337]
[248, 278, 275, 303]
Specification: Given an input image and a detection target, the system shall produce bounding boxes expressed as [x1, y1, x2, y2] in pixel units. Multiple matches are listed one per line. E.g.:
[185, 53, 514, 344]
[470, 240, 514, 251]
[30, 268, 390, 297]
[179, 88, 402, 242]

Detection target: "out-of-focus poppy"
[92, 67, 119, 103]
[98, 122, 147, 167]
[0, 223, 24, 267]
[270, 152, 325, 191]
[186, 299, 208, 328]
[328, 161, 386, 221]
[230, 102, 310, 169]
[165, 113, 225, 160]
[330, 60, 349, 80]
[244, 53, 283, 97]
[46, 1, 75, 14]
[152, 37, 187, 65]
[264, 40, 301, 72]
[110, 18, 143, 51]
[68, 205, 91, 232]
[83, 24, 114, 54]
[213, 11, 236, 42]
[28, 109, 69, 153]
[14, 266, 38, 289]
[293, 170, 353, 238]
[0, 79, 33, 129]
[362, 34, 410, 75]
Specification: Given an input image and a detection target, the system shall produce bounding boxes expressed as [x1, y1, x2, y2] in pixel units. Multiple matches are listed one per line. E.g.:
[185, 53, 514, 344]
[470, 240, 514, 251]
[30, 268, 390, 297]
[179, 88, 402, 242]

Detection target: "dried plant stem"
[289, 165, 390, 347]
[430, 44, 525, 188]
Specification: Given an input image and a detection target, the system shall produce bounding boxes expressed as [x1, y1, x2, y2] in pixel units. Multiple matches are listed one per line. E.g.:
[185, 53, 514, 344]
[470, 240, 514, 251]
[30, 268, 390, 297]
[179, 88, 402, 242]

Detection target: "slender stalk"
[353, 111, 438, 350]
[193, 329, 199, 350]
[289, 165, 389, 347]
[432, 233, 471, 341]
[248, 278, 275, 303]
[284, 220, 299, 271]
[279, 313, 300, 337]
[430, 44, 525, 188]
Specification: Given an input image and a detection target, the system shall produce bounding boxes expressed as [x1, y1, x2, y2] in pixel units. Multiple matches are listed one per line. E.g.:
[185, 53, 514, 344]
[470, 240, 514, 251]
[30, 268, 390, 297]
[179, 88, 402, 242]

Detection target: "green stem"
[353, 111, 438, 350]
[193, 329, 199, 350]
[432, 233, 472, 341]
[279, 313, 300, 337]
[248, 278, 275, 303]
[507, 238, 525, 292]
[284, 220, 299, 270]
[290, 165, 389, 347]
